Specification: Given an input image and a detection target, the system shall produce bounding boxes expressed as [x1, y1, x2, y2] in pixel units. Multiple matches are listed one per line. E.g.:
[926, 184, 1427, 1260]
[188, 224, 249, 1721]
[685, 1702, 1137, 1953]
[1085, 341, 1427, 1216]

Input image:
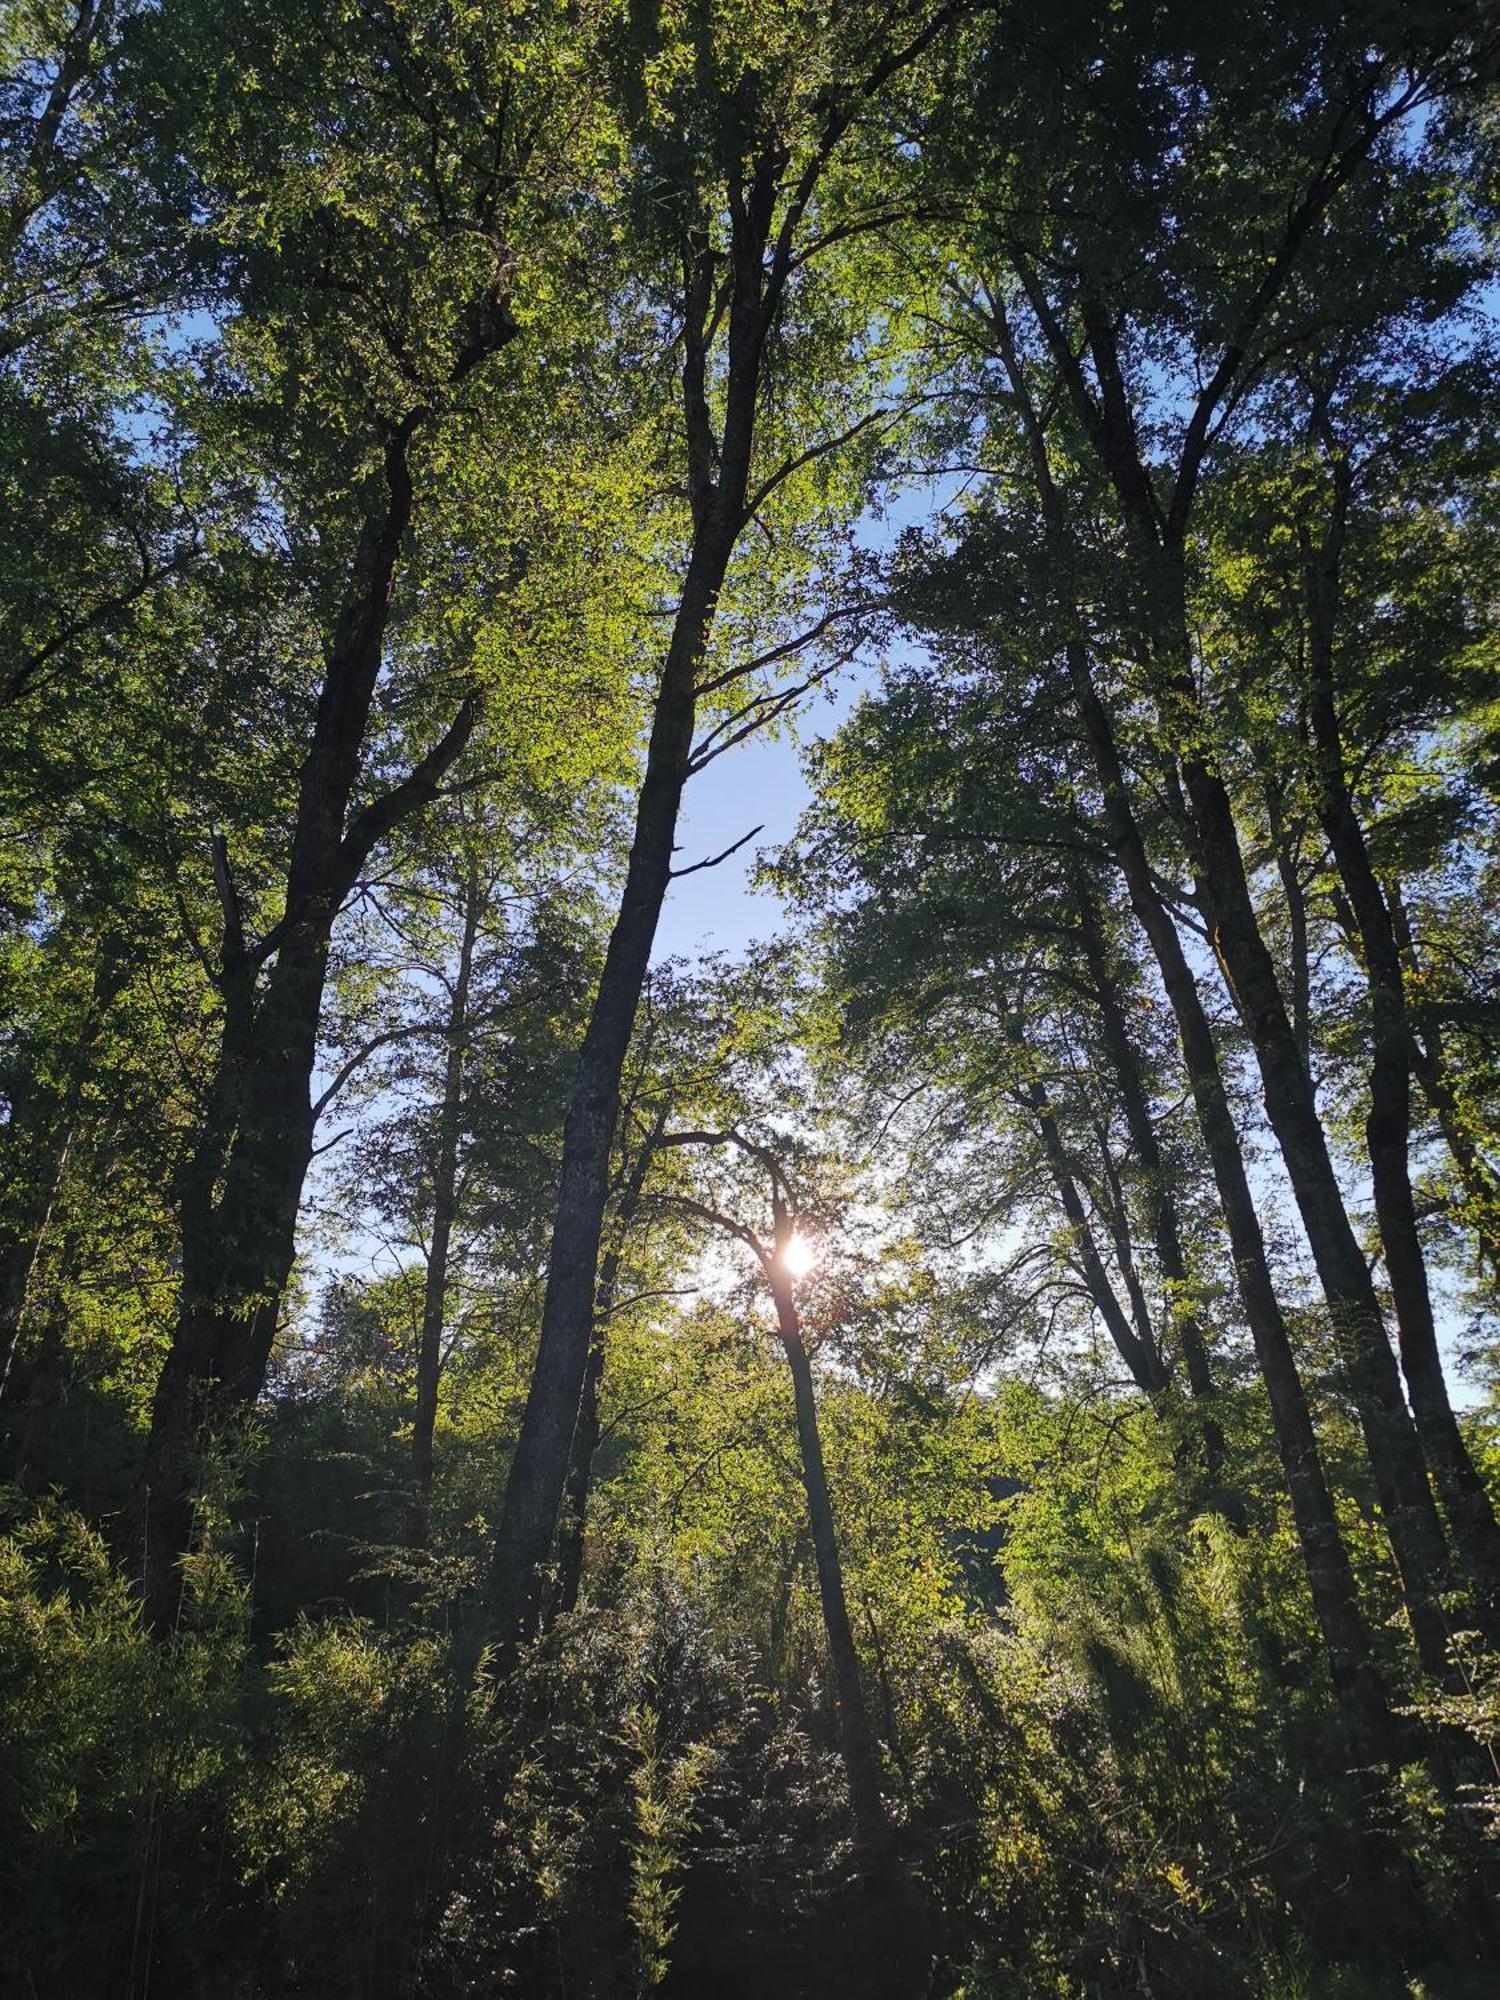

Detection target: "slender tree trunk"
[407, 869, 481, 1552]
[1388, 881, 1500, 1269]
[1068, 644, 1398, 1764]
[1171, 744, 1457, 1673]
[1302, 494, 1500, 1625]
[1406, 1031, 1500, 1259]
[0, 1118, 74, 1405]
[140, 431, 478, 1631]
[485, 529, 732, 1645]
[486, 173, 786, 1647]
[769, 1272, 887, 1850]
[482, 26, 958, 1654]
[0, 950, 125, 1401]
[1097, 1147, 1164, 1373]
[999, 1004, 1169, 1396]
[1124, 539, 1454, 1677]
[1261, 773, 1313, 1081]
[551, 1331, 605, 1622]
[983, 293, 1391, 1754]
[1002, 264, 1459, 1671]
[550, 1124, 660, 1619]
[1072, 872, 1222, 1461]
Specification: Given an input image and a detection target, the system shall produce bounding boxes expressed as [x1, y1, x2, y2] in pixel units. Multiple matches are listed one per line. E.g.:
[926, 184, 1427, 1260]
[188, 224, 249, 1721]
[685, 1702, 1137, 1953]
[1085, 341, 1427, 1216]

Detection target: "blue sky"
[652, 482, 950, 962]
[653, 665, 872, 961]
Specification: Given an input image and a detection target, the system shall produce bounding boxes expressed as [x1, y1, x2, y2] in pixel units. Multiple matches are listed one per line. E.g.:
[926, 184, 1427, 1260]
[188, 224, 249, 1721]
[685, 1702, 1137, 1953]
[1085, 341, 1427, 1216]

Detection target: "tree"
[486, 0, 962, 1649]
[134, 0, 636, 1624]
[918, 0, 1500, 1678]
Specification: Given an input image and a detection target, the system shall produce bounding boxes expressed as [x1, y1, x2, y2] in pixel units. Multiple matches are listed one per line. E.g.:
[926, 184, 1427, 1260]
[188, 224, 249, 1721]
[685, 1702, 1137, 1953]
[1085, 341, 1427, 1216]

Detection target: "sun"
[781, 1234, 817, 1279]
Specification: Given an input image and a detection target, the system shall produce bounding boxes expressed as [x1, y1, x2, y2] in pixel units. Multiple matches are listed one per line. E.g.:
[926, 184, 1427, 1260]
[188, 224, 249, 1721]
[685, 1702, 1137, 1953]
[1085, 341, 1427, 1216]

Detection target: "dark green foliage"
[3, 0, 1500, 1993]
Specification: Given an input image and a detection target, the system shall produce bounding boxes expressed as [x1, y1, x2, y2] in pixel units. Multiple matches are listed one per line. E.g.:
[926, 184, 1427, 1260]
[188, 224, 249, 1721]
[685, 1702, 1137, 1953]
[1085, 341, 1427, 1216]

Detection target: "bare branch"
[741, 407, 894, 521]
[688, 662, 844, 774]
[649, 1189, 771, 1270]
[669, 824, 764, 880]
[694, 595, 884, 699]
[337, 688, 483, 895]
[311, 1022, 448, 1120]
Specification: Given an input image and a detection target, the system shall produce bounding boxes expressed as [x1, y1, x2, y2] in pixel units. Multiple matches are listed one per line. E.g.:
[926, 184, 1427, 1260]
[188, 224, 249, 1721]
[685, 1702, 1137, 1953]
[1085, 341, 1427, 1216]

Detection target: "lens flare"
[781, 1234, 817, 1278]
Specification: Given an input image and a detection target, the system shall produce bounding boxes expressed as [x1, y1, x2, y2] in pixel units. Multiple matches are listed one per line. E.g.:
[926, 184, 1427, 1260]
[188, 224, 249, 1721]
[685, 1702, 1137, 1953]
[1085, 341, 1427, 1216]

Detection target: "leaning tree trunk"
[1388, 880, 1500, 1274]
[769, 1249, 931, 1997]
[1003, 254, 1458, 1676]
[1068, 644, 1399, 1767]
[999, 1002, 1169, 1397]
[0, 948, 127, 1404]
[1072, 872, 1222, 1463]
[407, 867, 481, 1552]
[1303, 488, 1500, 1626]
[550, 1120, 661, 1620]
[485, 529, 733, 1646]
[0, 1110, 75, 1406]
[550, 1332, 605, 1622]
[1161, 661, 1458, 1675]
[984, 292, 1393, 1760]
[482, 14, 961, 1659]
[485, 168, 789, 1649]
[139, 431, 478, 1632]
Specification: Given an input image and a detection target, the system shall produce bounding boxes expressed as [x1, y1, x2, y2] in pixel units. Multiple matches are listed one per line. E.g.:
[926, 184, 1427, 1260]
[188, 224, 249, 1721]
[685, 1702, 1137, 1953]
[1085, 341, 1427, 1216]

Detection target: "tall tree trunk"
[1155, 574, 1457, 1673]
[139, 430, 478, 1631]
[1302, 479, 1500, 1624]
[486, 164, 788, 1648]
[407, 868, 481, 1552]
[0, 1116, 74, 1406]
[1260, 771, 1313, 1081]
[769, 1270, 887, 1851]
[485, 528, 732, 1646]
[984, 292, 1393, 1756]
[1004, 251, 1462, 1668]
[1068, 643, 1398, 1765]
[482, 16, 959, 1657]
[772, 1239, 924, 1995]
[550, 1331, 605, 1623]
[1094, 1139, 1165, 1374]
[0, 948, 126, 1401]
[1021, 278, 1458, 1675]
[550, 1121, 661, 1620]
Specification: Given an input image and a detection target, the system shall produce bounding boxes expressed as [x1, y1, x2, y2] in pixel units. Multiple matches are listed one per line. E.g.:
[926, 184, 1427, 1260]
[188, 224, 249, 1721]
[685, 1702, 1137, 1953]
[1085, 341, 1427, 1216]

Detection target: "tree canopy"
[3, 3, 1500, 1994]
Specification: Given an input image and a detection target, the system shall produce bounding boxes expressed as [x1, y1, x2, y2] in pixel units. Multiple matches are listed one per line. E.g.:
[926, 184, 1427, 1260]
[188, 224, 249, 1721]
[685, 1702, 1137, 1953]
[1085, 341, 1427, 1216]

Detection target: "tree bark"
[140, 430, 479, 1632]
[1388, 880, 1500, 1272]
[1023, 278, 1457, 1677]
[983, 290, 1392, 1755]
[1302, 478, 1500, 1627]
[1159, 602, 1456, 1675]
[769, 1270, 887, 1851]
[485, 161, 788, 1650]
[0, 1109, 75, 1404]
[1003, 223, 1474, 1675]
[550, 1123, 660, 1620]
[0, 948, 126, 1401]
[550, 1330, 605, 1622]
[407, 866, 481, 1552]
[1068, 644, 1398, 1765]
[1260, 771, 1313, 1082]
[484, 528, 733, 1647]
